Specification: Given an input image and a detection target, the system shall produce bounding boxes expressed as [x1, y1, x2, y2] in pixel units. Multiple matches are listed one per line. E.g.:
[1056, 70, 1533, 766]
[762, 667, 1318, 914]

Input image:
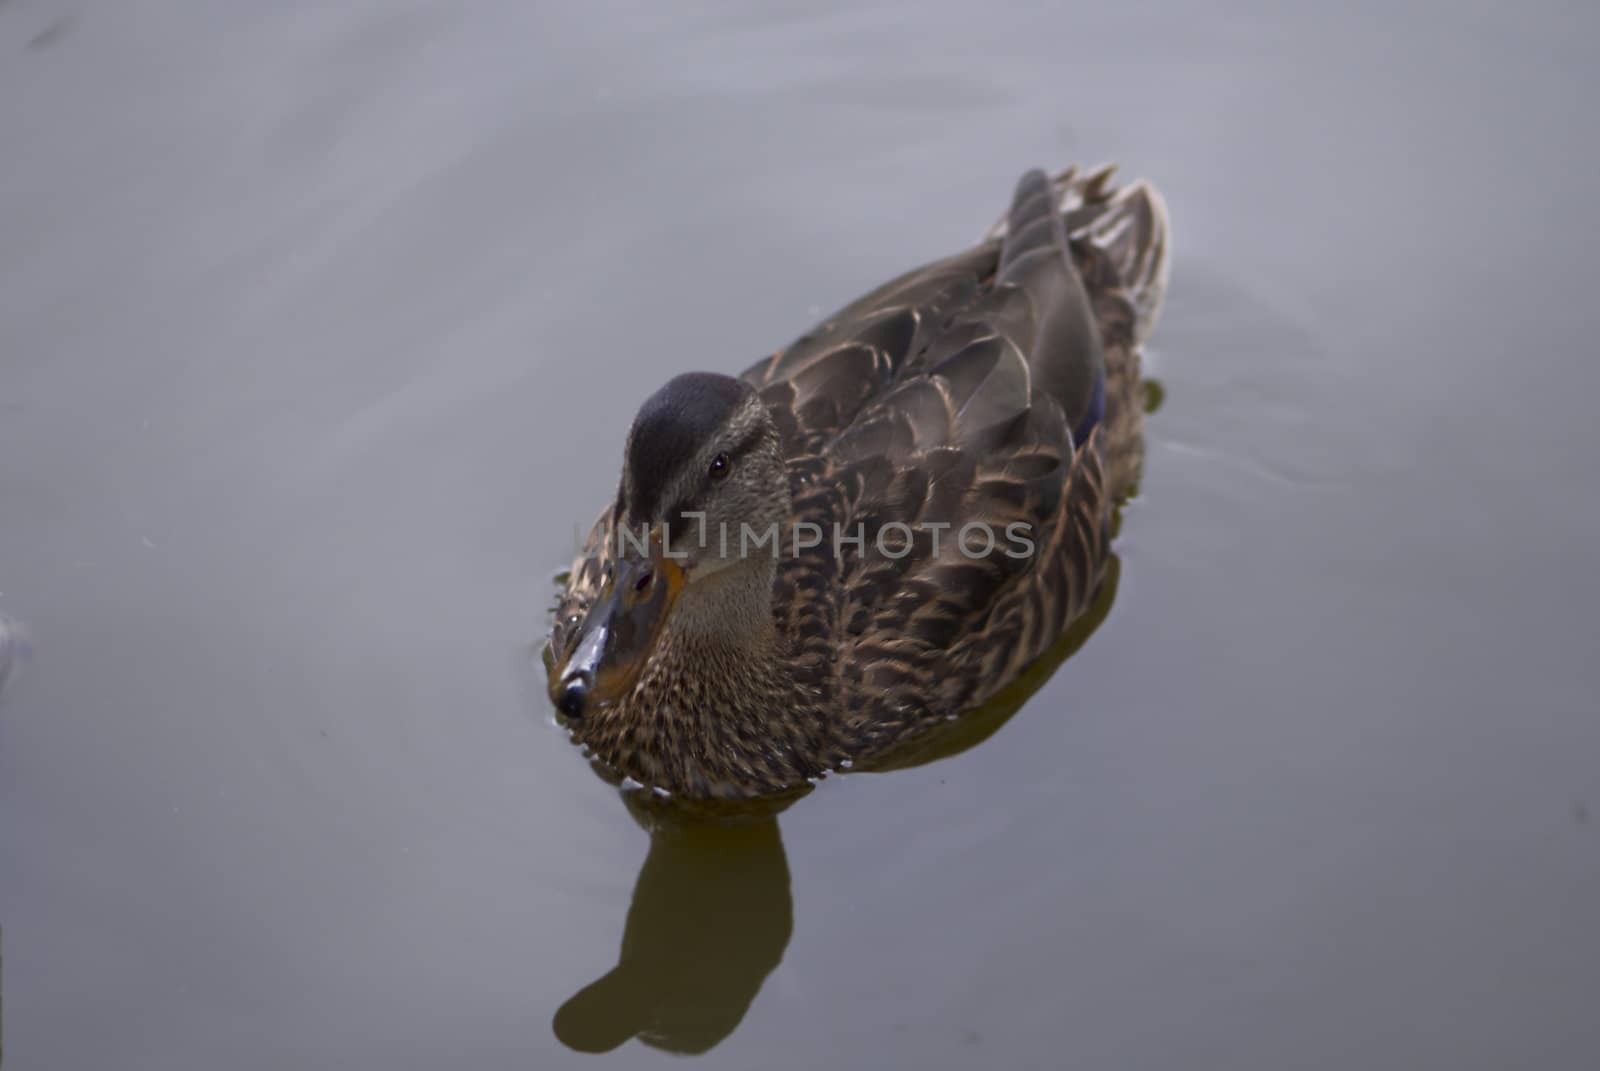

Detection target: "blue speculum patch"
[1074, 367, 1106, 446]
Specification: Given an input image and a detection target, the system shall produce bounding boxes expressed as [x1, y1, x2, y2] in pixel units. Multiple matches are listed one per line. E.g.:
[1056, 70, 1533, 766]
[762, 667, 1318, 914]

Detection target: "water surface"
[2, 2, 1597, 1068]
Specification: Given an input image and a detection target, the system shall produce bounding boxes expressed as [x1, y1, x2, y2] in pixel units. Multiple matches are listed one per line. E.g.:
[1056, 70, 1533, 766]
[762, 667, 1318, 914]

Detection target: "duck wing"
[756, 166, 1169, 743]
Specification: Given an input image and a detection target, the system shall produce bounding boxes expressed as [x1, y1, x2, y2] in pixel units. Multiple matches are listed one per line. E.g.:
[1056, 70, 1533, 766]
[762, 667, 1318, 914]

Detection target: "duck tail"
[986, 164, 1171, 346]
[987, 163, 1171, 499]
[1064, 165, 1171, 346]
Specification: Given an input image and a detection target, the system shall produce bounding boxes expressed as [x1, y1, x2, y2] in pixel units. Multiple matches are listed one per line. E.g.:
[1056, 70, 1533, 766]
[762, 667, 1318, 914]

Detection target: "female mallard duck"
[546, 164, 1169, 801]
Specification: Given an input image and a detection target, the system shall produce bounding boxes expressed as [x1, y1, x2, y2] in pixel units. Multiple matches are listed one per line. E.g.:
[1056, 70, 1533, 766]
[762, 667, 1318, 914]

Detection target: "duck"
[545, 164, 1170, 801]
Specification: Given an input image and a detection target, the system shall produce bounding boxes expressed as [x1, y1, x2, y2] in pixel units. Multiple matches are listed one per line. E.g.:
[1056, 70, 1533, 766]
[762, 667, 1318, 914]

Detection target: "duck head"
[550, 372, 788, 720]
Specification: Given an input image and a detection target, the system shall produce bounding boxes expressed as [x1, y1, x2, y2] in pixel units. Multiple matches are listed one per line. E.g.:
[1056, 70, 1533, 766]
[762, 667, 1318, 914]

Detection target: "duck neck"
[667, 556, 781, 652]
[581, 556, 829, 799]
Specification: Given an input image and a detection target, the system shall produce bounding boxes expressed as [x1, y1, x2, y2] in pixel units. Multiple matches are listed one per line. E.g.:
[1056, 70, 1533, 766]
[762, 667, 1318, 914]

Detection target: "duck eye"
[633, 568, 655, 594]
[708, 452, 730, 480]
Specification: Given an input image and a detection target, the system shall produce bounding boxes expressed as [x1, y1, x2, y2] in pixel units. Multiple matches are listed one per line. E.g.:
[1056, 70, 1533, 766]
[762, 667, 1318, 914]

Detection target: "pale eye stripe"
[724, 424, 769, 465]
[660, 426, 770, 533]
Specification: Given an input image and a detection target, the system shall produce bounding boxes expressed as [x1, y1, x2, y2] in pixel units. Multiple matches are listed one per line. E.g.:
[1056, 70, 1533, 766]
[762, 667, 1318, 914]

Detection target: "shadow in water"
[553, 817, 793, 1055]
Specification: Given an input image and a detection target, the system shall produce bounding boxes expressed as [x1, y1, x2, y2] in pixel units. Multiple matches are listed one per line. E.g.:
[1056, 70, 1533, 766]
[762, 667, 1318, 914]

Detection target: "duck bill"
[550, 551, 684, 719]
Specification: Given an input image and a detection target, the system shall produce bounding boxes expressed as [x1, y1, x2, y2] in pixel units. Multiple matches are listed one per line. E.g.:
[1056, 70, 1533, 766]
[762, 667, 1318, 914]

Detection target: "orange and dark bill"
[549, 545, 684, 719]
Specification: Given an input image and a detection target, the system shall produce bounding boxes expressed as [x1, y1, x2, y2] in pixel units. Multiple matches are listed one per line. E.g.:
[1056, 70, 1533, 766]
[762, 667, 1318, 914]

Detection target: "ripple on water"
[0, 614, 28, 697]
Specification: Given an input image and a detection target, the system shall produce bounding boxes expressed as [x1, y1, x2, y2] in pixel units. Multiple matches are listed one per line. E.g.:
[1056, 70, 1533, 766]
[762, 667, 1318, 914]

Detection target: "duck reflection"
[553, 815, 792, 1054]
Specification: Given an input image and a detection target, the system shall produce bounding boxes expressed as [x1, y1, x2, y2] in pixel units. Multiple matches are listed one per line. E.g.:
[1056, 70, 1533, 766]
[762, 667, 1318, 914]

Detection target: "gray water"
[2, 2, 1597, 1068]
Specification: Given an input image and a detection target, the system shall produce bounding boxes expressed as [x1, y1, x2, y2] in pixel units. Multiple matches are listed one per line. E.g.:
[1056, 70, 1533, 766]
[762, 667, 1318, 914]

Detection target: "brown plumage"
[546, 165, 1170, 801]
